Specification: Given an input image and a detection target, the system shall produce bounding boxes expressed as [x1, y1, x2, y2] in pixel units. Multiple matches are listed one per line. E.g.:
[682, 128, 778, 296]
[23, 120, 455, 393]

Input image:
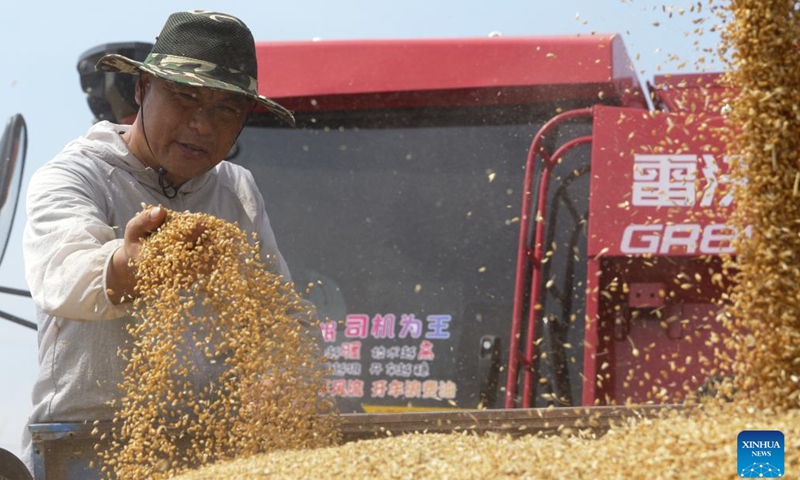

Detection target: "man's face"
[135, 75, 252, 185]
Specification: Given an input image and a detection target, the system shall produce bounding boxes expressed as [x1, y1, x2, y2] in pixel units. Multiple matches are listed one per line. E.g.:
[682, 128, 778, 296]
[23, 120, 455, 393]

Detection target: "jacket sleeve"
[240, 168, 291, 282]
[23, 161, 132, 321]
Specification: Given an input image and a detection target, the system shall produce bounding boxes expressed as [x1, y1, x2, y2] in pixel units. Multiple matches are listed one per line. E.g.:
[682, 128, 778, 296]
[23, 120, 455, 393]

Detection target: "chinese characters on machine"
[320, 314, 457, 401]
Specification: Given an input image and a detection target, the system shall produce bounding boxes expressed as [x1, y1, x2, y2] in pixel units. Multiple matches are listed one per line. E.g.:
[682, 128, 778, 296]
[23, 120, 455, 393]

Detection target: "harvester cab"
[223, 35, 733, 412]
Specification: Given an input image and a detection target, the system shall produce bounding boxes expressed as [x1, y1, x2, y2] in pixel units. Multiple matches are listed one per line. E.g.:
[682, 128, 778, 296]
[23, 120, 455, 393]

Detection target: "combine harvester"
[0, 33, 732, 479]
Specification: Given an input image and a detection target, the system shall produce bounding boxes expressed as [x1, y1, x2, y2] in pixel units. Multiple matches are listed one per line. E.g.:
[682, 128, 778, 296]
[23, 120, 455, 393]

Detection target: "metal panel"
[587, 105, 733, 257]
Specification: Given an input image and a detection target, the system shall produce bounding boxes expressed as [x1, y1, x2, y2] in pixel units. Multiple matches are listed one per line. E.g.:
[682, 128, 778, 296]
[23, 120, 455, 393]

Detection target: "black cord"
[157, 167, 178, 198]
[139, 75, 178, 199]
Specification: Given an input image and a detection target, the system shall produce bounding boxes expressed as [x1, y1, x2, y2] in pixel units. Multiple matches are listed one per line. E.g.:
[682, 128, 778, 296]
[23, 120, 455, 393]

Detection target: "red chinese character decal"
[388, 379, 405, 398]
[399, 314, 423, 339]
[370, 380, 388, 398]
[344, 314, 369, 338]
[404, 380, 422, 398]
[345, 379, 364, 398]
[370, 313, 396, 339]
[438, 380, 458, 399]
[417, 340, 435, 361]
[340, 341, 362, 360]
[422, 380, 439, 399]
[319, 320, 337, 343]
[327, 379, 346, 397]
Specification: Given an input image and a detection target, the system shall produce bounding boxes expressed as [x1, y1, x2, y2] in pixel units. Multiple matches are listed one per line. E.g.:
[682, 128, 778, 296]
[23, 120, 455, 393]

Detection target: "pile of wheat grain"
[99, 207, 339, 480]
[167, 402, 797, 480]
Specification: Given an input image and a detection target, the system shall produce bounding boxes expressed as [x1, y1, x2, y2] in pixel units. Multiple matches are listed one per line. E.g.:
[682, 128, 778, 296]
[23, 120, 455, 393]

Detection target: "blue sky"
[0, 0, 723, 456]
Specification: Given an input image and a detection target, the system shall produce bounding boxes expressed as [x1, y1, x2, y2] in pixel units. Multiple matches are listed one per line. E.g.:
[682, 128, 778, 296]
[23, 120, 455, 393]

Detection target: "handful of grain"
[101, 207, 339, 480]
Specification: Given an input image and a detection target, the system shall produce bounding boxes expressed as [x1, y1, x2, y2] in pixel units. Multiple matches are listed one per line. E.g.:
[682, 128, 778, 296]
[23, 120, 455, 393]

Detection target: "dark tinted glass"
[235, 106, 590, 412]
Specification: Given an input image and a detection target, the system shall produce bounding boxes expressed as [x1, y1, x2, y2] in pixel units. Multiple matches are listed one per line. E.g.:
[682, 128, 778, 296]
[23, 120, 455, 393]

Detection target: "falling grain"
[100, 208, 339, 479]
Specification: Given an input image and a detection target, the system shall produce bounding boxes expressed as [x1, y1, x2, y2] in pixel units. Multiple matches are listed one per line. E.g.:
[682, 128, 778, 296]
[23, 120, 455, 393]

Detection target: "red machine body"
[505, 77, 734, 408]
[247, 35, 733, 411]
[584, 104, 732, 406]
[74, 34, 734, 413]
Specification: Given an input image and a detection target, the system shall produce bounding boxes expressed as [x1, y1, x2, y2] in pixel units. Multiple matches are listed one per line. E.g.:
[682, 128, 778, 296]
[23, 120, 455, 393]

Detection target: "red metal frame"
[580, 257, 602, 406]
[252, 35, 647, 112]
[505, 108, 594, 409]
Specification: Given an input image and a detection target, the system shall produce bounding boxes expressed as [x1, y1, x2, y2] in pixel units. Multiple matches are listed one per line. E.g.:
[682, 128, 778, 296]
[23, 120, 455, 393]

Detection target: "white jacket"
[20, 121, 293, 469]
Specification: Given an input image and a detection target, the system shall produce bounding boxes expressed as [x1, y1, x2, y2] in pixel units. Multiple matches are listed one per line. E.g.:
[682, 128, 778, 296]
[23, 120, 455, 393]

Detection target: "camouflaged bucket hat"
[96, 10, 295, 127]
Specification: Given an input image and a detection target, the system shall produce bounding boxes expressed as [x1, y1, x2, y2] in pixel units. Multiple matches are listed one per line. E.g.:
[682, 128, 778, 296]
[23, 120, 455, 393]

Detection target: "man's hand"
[107, 206, 167, 304]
